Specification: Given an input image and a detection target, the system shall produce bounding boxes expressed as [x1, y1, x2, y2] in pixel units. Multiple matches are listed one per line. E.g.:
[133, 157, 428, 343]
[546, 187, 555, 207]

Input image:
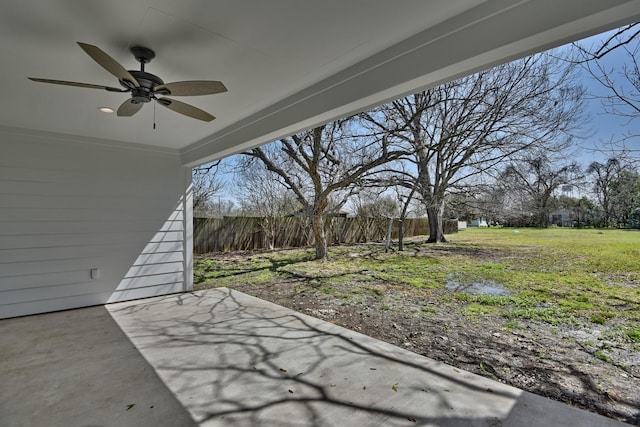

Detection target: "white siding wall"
[0, 127, 192, 319]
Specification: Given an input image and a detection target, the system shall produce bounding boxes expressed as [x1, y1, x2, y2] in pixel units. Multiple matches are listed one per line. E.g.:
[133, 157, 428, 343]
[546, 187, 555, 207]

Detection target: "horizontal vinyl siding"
[108, 212, 186, 303]
[0, 293, 117, 319]
[0, 127, 191, 319]
[0, 219, 185, 238]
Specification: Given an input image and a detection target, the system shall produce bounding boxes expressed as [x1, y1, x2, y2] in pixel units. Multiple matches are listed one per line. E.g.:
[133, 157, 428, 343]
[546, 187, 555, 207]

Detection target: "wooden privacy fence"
[194, 216, 458, 253]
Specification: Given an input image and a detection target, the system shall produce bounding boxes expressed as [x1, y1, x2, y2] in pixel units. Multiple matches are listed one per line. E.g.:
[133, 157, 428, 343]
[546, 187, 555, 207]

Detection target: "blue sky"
[573, 28, 639, 165]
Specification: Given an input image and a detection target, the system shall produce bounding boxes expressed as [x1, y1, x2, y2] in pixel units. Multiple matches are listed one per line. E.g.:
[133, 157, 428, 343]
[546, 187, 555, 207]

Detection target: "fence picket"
[194, 216, 457, 253]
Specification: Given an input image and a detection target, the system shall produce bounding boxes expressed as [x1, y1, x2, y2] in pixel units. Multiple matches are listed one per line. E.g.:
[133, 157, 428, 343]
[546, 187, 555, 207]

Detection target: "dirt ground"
[214, 253, 640, 425]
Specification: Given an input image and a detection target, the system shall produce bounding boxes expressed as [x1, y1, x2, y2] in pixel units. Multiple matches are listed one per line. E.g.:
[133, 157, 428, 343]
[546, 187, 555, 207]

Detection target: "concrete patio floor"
[0, 288, 625, 427]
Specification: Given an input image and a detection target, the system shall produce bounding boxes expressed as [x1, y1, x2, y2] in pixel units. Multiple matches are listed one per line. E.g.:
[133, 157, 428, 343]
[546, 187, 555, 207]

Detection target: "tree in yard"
[609, 167, 640, 228]
[192, 160, 225, 215]
[353, 192, 398, 219]
[235, 157, 301, 217]
[351, 190, 399, 249]
[354, 157, 424, 251]
[363, 53, 585, 241]
[243, 119, 407, 260]
[498, 152, 582, 227]
[234, 156, 301, 249]
[586, 158, 623, 227]
[443, 191, 473, 221]
[471, 183, 513, 226]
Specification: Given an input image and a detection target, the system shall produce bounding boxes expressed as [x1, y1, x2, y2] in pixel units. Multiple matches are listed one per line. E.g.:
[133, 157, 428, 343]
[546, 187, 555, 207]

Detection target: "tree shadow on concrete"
[107, 289, 624, 426]
[111, 289, 517, 426]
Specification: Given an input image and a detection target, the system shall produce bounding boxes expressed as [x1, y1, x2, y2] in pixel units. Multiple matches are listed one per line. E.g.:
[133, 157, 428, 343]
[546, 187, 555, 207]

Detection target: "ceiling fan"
[29, 42, 227, 122]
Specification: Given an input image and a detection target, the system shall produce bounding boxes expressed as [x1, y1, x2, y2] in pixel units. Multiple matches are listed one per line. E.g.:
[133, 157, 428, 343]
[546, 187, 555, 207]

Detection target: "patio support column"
[183, 166, 194, 292]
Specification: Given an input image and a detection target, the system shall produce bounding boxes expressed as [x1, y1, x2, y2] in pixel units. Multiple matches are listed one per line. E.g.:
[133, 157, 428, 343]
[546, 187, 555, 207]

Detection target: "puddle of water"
[445, 278, 510, 296]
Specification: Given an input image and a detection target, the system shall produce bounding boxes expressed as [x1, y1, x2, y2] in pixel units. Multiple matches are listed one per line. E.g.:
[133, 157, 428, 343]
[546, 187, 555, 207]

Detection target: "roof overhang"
[1, 0, 638, 167]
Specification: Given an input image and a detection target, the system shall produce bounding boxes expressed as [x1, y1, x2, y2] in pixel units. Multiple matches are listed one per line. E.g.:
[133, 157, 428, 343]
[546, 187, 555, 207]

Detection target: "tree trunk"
[384, 217, 394, 252]
[261, 217, 276, 250]
[535, 199, 549, 227]
[312, 213, 328, 260]
[398, 188, 415, 251]
[537, 211, 549, 227]
[426, 203, 447, 243]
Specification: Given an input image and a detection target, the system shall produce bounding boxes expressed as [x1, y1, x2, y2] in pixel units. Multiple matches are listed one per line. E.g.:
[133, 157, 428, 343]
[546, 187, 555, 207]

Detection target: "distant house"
[468, 217, 488, 227]
[549, 209, 573, 227]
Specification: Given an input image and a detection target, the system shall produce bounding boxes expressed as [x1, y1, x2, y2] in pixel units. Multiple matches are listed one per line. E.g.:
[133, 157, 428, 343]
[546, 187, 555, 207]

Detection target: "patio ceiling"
[1, 0, 638, 166]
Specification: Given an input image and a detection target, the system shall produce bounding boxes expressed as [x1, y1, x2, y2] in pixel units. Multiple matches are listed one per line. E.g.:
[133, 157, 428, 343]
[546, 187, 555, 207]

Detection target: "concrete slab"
[0, 304, 197, 427]
[103, 288, 624, 427]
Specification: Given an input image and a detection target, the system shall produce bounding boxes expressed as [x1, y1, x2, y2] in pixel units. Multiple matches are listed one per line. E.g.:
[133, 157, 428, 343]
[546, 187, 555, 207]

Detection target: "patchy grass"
[195, 228, 640, 329]
[595, 349, 613, 363]
[194, 249, 313, 287]
[442, 228, 640, 326]
[627, 328, 640, 342]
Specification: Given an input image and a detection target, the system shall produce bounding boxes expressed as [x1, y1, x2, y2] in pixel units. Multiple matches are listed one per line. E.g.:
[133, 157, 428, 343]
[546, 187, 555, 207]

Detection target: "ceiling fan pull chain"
[153, 101, 156, 130]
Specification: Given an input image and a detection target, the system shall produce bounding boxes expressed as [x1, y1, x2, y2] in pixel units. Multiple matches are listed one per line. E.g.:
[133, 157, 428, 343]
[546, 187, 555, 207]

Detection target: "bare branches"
[572, 23, 640, 61]
[192, 160, 226, 213]
[572, 23, 640, 142]
[497, 152, 583, 227]
[368, 53, 584, 240]
[194, 159, 221, 175]
[241, 118, 409, 259]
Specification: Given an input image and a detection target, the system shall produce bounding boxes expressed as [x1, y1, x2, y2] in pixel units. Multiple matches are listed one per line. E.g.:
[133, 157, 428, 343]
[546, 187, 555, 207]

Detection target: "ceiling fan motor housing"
[121, 46, 170, 103]
[126, 70, 168, 103]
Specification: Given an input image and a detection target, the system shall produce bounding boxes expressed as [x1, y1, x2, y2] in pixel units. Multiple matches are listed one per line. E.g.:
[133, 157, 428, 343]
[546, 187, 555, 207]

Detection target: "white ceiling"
[1, 0, 638, 166]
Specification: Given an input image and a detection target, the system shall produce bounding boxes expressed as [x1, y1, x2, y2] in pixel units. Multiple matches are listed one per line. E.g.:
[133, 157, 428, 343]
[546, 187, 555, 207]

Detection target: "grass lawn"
[195, 227, 639, 334]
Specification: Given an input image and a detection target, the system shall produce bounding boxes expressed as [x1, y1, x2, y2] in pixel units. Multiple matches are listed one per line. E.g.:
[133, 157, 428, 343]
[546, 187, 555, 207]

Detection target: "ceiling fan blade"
[28, 78, 126, 92]
[156, 97, 215, 122]
[117, 99, 143, 117]
[154, 80, 227, 96]
[77, 42, 139, 87]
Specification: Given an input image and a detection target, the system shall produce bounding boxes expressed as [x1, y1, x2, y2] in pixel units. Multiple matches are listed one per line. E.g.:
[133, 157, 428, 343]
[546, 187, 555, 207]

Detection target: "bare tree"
[234, 156, 301, 249]
[350, 190, 399, 250]
[586, 158, 623, 227]
[243, 119, 407, 260]
[499, 152, 582, 227]
[609, 167, 640, 228]
[444, 187, 495, 224]
[473, 184, 509, 226]
[235, 156, 300, 217]
[351, 158, 423, 250]
[588, 159, 640, 228]
[353, 192, 398, 218]
[573, 23, 640, 143]
[364, 53, 585, 242]
[192, 160, 225, 215]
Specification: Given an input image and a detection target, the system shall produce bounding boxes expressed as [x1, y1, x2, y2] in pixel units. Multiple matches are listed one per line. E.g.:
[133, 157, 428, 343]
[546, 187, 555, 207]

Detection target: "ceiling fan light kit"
[29, 42, 226, 122]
